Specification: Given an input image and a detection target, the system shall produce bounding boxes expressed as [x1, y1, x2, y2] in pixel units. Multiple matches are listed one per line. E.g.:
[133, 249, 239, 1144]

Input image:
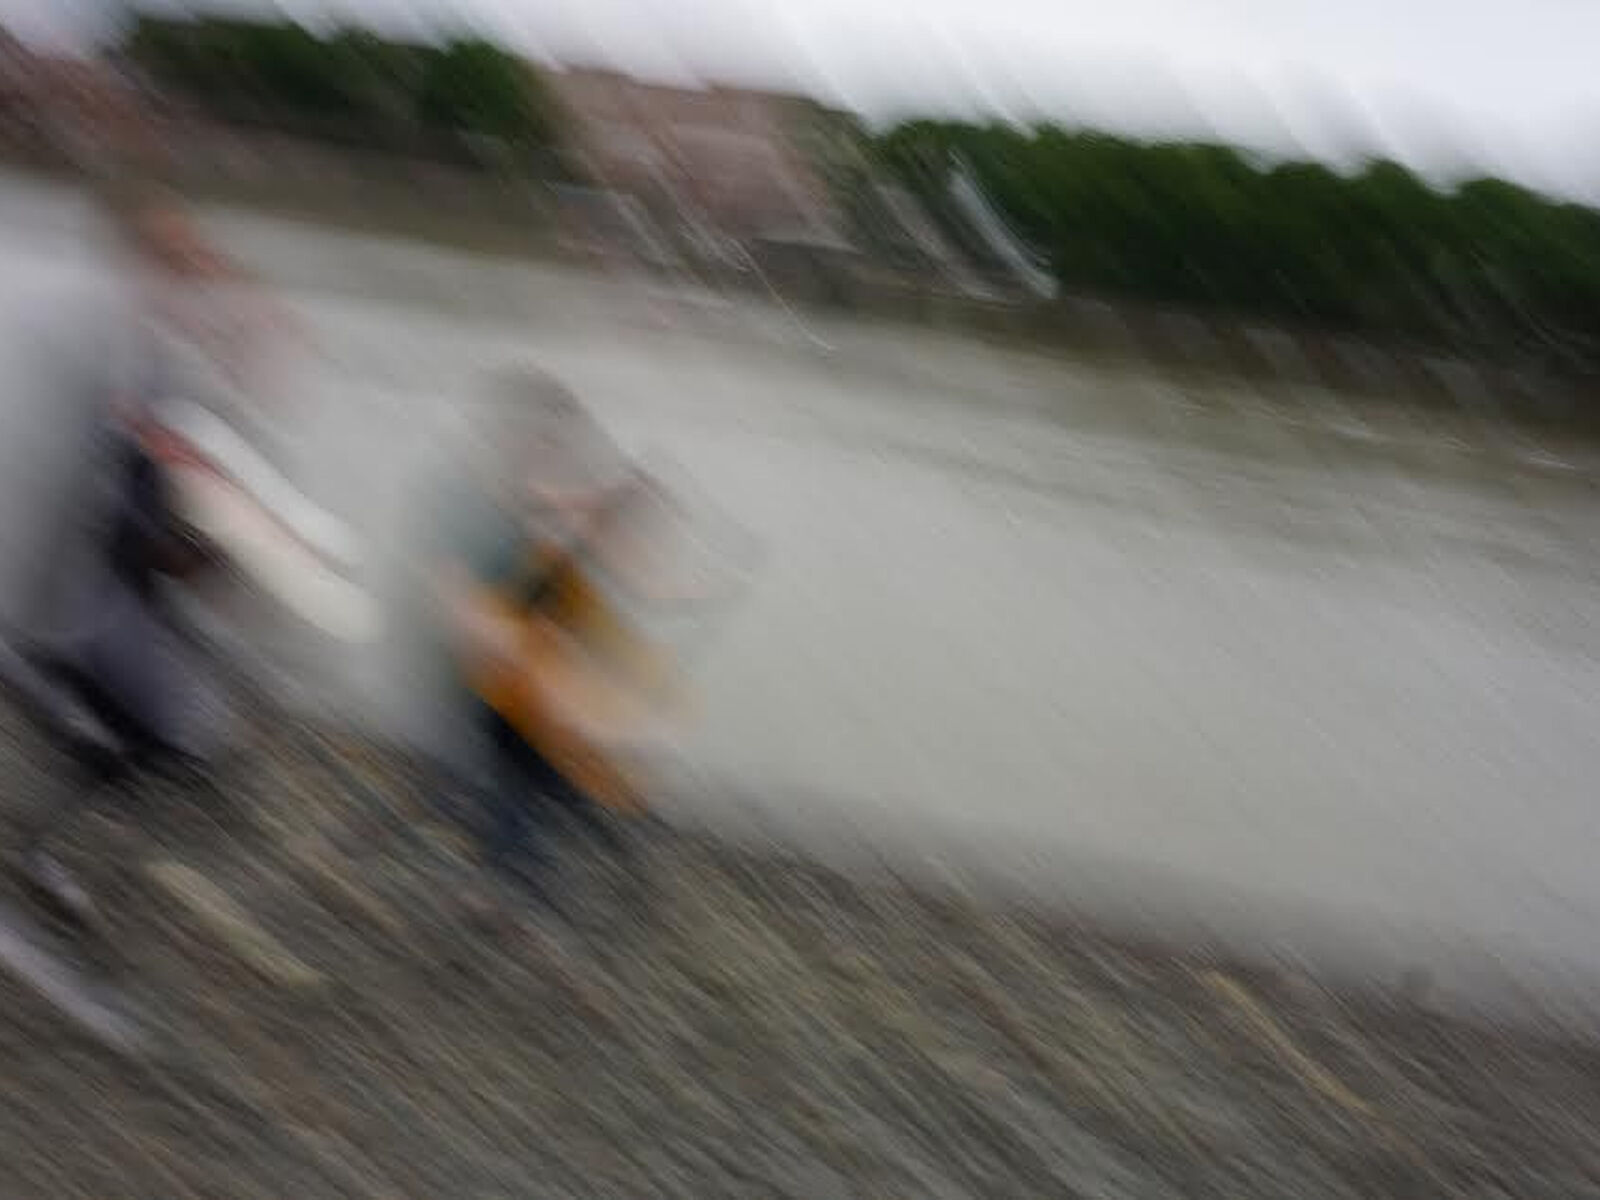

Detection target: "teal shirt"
[433, 484, 515, 582]
[423, 479, 527, 712]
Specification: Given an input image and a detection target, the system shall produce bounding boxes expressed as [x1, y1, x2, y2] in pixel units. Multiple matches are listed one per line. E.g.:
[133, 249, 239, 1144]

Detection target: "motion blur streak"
[0, 6, 1595, 1199]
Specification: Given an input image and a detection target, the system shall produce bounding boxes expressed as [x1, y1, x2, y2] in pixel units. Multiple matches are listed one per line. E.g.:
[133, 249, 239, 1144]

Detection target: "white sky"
[7, 0, 1600, 200]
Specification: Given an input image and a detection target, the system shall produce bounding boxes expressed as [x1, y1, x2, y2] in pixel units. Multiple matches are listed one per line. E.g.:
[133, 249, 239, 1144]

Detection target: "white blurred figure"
[103, 180, 376, 644]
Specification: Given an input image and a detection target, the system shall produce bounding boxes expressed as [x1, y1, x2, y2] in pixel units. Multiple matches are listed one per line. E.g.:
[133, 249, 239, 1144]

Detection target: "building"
[0, 38, 856, 261]
[0, 38, 164, 171]
[547, 68, 849, 250]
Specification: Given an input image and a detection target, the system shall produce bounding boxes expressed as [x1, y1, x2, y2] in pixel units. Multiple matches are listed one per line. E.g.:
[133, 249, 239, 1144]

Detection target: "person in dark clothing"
[0, 409, 231, 929]
[18, 183, 235, 764]
[1, 186, 240, 918]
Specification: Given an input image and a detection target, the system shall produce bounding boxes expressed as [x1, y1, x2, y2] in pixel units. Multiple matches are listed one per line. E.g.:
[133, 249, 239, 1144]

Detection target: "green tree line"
[875, 120, 1600, 370]
[124, 15, 564, 161]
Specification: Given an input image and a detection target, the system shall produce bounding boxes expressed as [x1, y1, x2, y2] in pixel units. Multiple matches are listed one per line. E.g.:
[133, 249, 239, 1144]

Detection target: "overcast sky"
[6, 0, 1600, 200]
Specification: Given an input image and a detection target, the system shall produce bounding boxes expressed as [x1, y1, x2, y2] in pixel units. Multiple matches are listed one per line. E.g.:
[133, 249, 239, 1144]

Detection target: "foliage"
[874, 120, 1600, 366]
[125, 15, 564, 158]
[415, 38, 556, 145]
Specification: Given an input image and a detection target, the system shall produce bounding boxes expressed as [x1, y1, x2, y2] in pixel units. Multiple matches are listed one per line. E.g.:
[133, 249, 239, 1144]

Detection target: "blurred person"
[102, 179, 374, 641]
[425, 368, 683, 905]
[0, 189, 231, 915]
[0, 179, 369, 921]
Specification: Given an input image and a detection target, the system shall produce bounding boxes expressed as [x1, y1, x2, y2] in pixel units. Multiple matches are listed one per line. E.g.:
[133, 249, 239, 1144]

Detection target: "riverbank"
[9, 149, 1596, 443]
[0, 704, 1596, 1198]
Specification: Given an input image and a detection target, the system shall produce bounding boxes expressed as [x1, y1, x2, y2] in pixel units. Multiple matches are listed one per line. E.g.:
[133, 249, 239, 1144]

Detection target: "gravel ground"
[0, 701, 1597, 1200]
